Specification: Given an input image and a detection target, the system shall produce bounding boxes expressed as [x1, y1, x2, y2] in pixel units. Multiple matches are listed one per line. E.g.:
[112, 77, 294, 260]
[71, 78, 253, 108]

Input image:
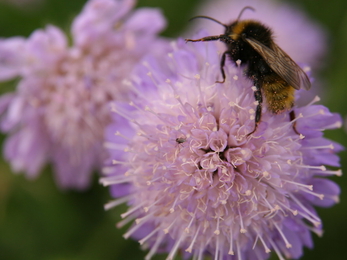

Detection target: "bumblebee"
[185, 6, 311, 135]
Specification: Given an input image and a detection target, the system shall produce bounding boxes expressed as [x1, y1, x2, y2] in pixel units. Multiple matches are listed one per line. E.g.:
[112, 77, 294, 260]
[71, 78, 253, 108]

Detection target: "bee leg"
[216, 51, 227, 83]
[289, 110, 300, 135]
[247, 86, 262, 136]
[185, 35, 224, 43]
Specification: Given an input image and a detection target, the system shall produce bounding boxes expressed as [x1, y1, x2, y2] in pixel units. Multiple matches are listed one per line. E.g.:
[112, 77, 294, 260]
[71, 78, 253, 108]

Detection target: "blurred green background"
[0, 0, 346, 259]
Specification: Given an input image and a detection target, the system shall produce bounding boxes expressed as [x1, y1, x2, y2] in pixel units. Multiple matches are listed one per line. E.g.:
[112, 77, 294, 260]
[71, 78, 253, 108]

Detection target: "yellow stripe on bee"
[229, 20, 250, 40]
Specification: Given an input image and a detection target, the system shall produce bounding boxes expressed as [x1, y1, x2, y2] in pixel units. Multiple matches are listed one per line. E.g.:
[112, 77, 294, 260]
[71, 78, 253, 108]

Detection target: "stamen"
[296, 164, 326, 171]
[297, 210, 321, 227]
[305, 96, 321, 107]
[139, 226, 162, 245]
[214, 217, 221, 235]
[331, 194, 340, 203]
[135, 211, 156, 224]
[275, 113, 303, 132]
[163, 218, 178, 234]
[314, 169, 342, 176]
[185, 209, 197, 233]
[112, 159, 129, 165]
[114, 130, 132, 141]
[146, 69, 159, 86]
[258, 234, 271, 253]
[146, 176, 162, 186]
[228, 228, 234, 255]
[236, 239, 242, 260]
[145, 232, 166, 260]
[123, 216, 147, 239]
[252, 235, 259, 250]
[121, 202, 145, 219]
[166, 232, 186, 260]
[303, 223, 324, 237]
[228, 100, 246, 110]
[197, 246, 204, 260]
[143, 196, 164, 212]
[102, 166, 117, 175]
[111, 104, 137, 124]
[274, 222, 292, 248]
[185, 226, 201, 253]
[169, 197, 179, 213]
[214, 234, 220, 260]
[290, 194, 321, 225]
[301, 144, 334, 150]
[324, 120, 342, 129]
[283, 179, 313, 190]
[116, 215, 136, 228]
[300, 188, 325, 200]
[99, 175, 130, 186]
[238, 206, 247, 233]
[104, 195, 131, 210]
[277, 201, 298, 216]
[290, 113, 304, 123]
[103, 141, 128, 150]
[129, 100, 147, 112]
[267, 238, 285, 260]
[302, 109, 325, 119]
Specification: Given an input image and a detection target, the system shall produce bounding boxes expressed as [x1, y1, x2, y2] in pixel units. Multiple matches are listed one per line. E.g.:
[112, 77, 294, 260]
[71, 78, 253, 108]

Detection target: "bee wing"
[244, 37, 311, 90]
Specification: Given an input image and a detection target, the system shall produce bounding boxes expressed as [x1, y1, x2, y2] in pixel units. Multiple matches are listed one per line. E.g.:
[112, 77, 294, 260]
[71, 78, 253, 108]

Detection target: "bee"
[185, 6, 311, 135]
[176, 137, 186, 144]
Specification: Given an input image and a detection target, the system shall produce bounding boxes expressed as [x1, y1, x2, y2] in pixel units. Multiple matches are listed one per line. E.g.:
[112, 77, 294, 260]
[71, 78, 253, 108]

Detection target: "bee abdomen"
[262, 75, 295, 114]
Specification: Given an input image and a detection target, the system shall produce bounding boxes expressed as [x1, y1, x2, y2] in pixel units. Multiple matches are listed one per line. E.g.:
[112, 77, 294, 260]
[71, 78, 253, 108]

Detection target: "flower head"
[0, 0, 166, 189]
[102, 35, 342, 260]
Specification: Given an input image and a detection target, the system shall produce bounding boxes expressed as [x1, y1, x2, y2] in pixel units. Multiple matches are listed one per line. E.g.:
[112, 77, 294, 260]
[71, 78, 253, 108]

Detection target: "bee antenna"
[237, 6, 256, 21]
[189, 16, 227, 28]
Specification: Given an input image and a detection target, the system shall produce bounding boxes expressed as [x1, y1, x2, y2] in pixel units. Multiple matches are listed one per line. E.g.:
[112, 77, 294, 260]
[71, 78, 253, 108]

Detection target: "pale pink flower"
[0, 0, 166, 189]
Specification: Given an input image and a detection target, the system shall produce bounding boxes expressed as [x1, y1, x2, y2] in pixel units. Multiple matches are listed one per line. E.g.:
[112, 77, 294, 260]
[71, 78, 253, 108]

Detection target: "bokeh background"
[0, 0, 346, 259]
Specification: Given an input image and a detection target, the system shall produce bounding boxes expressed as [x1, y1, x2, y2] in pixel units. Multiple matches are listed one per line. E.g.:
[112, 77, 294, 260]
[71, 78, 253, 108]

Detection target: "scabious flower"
[186, 0, 327, 68]
[0, 0, 166, 189]
[101, 34, 342, 260]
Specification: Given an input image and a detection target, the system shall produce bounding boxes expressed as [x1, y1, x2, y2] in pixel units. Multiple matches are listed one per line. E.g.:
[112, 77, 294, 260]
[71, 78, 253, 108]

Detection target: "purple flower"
[185, 0, 327, 68]
[101, 35, 342, 260]
[0, 0, 166, 189]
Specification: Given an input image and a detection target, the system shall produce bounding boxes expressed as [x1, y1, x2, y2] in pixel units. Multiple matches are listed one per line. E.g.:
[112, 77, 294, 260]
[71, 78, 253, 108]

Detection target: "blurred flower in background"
[101, 33, 342, 260]
[0, 0, 166, 189]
